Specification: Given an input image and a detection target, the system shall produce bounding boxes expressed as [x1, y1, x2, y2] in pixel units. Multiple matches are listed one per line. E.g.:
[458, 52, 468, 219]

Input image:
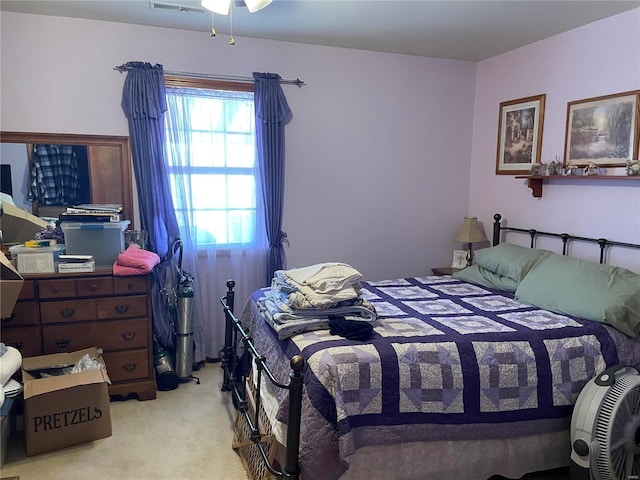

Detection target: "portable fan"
[570, 365, 640, 480]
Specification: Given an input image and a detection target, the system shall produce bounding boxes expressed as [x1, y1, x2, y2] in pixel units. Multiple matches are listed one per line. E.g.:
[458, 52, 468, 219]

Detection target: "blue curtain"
[253, 72, 292, 284]
[121, 61, 182, 348]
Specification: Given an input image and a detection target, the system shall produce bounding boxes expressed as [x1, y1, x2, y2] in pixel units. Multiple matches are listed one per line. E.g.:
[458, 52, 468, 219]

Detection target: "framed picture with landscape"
[563, 90, 640, 168]
[495, 94, 546, 175]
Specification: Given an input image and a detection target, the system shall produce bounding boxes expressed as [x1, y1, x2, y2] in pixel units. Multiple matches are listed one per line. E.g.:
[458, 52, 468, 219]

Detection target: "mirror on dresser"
[0, 131, 134, 225]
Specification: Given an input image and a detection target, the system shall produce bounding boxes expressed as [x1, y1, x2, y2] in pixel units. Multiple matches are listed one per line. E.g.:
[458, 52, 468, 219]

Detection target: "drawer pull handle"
[123, 362, 137, 372]
[10, 341, 24, 351]
[55, 339, 71, 348]
[114, 304, 130, 315]
[52, 287, 60, 294]
[60, 307, 75, 319]
[90, 284, 98, 292]
[127, 283, 134, 290]
[121, 331, 136, 342]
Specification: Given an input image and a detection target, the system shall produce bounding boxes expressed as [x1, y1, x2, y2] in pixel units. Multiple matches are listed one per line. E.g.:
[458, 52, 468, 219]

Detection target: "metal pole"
[282, 355, 304, 480]
[221, 279, 236, 391]
[114, 64, 305, 87]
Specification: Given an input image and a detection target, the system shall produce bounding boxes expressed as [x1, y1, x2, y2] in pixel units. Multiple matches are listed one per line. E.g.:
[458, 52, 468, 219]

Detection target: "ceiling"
[1, 0, 639, 61]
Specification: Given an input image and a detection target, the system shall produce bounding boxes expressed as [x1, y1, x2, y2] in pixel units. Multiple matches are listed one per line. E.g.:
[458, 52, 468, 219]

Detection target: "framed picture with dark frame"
[563, 90, 640, 168]
[495, 94, 546, 175]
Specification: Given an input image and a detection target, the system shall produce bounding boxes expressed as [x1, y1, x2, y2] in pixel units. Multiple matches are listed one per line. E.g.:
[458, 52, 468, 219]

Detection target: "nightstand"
[431, 267, 462, 276]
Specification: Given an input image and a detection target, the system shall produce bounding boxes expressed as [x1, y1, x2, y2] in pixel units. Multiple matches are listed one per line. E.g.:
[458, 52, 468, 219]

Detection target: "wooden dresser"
[1, 270, 156, 401]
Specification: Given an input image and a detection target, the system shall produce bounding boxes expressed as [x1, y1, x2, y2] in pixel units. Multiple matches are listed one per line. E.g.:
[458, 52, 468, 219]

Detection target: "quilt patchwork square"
[432, 315, 516, 334]
[404, 299, 472, 316]
[499, 310, 582, 330]
[413, 276, 457, 285]
[473, 341, 538, 412]
[462, 295, 527, 312]
[307, 345, 383, 421]
[360, 288, 382, 301]
[430, 283, 490, 296]
[375, 317, 445, 337]
[544, 335, 606, 406]
[366, 279, 412, 287]
[393, 341, 464, 413]
[369, 301, 408, 317]
[378, 286, 439, 300]
[293, 329, 342, 351]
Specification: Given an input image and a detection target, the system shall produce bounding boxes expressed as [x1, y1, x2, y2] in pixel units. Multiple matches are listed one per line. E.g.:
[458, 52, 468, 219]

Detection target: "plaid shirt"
[30, 144, 80, 205]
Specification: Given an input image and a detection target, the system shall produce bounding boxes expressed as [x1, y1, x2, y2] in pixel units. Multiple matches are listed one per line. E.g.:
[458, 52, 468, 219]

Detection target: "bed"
[219, 214, 640, 480]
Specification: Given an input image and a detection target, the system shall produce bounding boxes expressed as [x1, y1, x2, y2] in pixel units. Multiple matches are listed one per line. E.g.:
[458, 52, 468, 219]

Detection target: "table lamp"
[455, 216, 487, 267]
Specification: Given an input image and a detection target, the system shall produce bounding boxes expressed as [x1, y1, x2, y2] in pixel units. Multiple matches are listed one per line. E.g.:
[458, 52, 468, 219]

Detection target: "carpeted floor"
[1, 364, 248, 480]
[0, 364, 571, 480]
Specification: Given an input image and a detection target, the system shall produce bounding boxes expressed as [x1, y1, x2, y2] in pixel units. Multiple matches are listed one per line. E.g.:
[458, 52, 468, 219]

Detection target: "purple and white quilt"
[242, 276, 640, 480]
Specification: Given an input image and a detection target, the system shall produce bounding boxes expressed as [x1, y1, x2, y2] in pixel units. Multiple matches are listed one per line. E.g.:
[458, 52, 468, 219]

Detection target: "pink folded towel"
[113, 245, 161, 276]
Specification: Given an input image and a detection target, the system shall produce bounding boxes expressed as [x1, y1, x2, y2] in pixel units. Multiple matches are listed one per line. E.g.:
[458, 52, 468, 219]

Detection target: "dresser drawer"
[42, 323, 93, 353]
[76, 277, 114, 297]
[97, 295, 147, 320]
[113, 276, 148, 295]
[42, 318, 149, 353]
[37, 278, 77, 299]
[1, 302, 38, 327]
[40, 299, 97, 324]
[1, 326, 42, 357]
[104, 349, 151, 382]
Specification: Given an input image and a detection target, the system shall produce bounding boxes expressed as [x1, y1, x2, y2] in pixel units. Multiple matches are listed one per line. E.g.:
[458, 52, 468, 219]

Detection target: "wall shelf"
[515, 175, 640, 198]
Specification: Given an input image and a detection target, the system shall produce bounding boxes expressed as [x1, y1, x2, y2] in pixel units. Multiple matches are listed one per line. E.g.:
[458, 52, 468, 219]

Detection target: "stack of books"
[59, 204, 123, 223]
[58, 254, 96, 273]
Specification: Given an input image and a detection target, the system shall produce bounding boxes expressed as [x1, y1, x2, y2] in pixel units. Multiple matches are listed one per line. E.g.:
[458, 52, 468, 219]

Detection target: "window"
[164, 79, 260, 247]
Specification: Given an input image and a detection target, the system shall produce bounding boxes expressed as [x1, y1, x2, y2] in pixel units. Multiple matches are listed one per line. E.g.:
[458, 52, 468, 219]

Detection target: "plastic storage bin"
[8, 244, 64, 273]
[60, 220, 130, 268]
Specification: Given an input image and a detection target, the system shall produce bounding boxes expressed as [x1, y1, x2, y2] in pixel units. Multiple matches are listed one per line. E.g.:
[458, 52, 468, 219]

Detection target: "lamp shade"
[455, 217, 487, 244]
[201, 0, 231, 15]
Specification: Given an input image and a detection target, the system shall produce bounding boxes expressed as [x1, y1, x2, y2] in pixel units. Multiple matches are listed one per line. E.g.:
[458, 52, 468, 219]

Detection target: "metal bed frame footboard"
[492, 213, 640, 261]
[220, 280, 304, 480]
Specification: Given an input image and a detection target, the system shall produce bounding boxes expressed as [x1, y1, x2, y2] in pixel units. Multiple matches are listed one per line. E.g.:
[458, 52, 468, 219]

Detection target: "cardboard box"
[0, 201, 48, 244]
[22, 347, 112, 456]
[0, 250, 24, 319]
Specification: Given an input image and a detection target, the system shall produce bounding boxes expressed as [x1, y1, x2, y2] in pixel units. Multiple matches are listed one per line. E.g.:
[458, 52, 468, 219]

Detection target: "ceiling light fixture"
[201, 0, 272, 45]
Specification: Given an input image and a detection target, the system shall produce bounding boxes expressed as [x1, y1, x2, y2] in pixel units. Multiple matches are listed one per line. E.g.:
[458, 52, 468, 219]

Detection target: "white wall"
[0, 12, 477, 281]
[471, 8, 640, 271]
[4, 9, 637, 278]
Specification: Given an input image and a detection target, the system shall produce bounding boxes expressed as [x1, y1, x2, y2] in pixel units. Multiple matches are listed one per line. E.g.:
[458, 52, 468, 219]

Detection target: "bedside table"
[431, 267, 462, 276]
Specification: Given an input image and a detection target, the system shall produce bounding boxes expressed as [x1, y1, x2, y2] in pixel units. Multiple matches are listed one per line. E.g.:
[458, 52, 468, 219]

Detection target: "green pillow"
[475, 243, 551, 282]
[453, 265, 518, 292]
[515, 254, 640, 337]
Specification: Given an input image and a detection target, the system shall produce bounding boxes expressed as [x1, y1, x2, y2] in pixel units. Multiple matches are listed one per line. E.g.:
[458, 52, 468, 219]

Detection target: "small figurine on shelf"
[627, 159, 640, 176]
[583, 162, 600, 176]
[563, 162, 582, 176]
[530, 163, 546, 176]
[548, 158, 562, 176]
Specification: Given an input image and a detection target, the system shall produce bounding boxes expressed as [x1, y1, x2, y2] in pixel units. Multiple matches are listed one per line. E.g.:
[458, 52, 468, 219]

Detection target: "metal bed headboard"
[492, 213, 640, 264]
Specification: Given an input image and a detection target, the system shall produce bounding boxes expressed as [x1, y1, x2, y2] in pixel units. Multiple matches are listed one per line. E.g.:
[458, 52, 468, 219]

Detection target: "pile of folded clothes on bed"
[257, 262, 377, 340]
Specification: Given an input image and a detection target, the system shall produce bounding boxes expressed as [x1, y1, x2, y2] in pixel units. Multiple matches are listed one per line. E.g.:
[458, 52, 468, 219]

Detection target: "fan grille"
[593, 373, 640, 480]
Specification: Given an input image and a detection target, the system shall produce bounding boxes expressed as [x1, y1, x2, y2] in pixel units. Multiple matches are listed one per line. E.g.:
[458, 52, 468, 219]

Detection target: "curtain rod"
[113, 64, 305, 87]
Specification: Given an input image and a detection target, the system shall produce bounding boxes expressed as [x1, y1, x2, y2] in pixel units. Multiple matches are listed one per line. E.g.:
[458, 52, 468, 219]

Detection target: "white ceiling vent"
[149, 2, 205, 15]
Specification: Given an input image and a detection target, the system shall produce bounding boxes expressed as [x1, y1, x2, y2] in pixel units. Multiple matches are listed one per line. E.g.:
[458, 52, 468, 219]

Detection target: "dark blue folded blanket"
[328, 315, 374, 341]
